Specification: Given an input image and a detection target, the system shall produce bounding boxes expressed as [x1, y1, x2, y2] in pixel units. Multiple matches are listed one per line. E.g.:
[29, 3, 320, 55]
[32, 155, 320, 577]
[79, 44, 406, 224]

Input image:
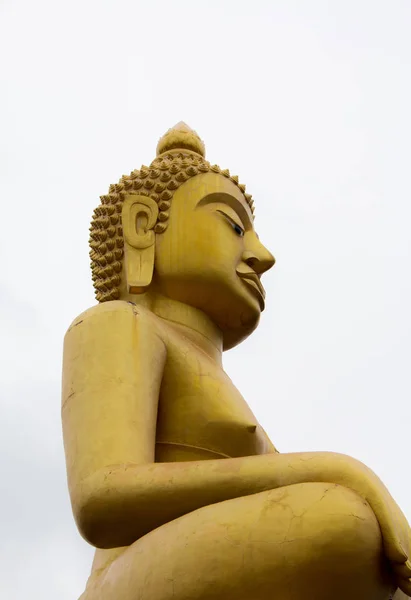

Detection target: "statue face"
[154, 172, 275, 348]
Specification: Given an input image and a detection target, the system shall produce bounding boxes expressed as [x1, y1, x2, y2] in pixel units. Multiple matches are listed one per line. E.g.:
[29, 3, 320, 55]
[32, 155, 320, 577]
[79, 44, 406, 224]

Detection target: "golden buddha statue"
[62, 122, 411, 600]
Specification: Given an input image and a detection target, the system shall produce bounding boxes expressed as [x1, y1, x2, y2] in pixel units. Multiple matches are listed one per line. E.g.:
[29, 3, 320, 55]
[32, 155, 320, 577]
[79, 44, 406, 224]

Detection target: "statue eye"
[231, 222, 245, 237]
[216, 210, 245, 237]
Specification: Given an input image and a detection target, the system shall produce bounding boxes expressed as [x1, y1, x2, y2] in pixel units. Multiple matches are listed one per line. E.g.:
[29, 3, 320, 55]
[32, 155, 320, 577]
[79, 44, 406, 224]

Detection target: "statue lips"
[237, 271, 266, 310]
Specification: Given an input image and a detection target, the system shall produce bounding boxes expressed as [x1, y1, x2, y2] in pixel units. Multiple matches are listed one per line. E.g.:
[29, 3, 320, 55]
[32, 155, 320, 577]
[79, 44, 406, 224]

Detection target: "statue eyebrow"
[225, 200, 251, 230]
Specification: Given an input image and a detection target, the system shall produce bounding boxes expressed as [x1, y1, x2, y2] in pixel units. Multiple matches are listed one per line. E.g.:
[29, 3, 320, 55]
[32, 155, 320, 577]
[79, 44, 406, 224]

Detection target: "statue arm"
[73, 443, 410, 571]
[76, 451, 411, 594]
[62, 301, 166, 543]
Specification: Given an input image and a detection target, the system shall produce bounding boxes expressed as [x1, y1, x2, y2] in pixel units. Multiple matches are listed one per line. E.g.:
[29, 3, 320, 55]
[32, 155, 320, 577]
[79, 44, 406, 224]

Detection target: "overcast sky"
[1, 1, 411, 598]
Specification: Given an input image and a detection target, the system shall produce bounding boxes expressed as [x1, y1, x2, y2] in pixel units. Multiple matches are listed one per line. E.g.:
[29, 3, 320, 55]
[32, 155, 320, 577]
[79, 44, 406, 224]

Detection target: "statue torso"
[88, 308, 276, 581]
[155, 317, 275, 461]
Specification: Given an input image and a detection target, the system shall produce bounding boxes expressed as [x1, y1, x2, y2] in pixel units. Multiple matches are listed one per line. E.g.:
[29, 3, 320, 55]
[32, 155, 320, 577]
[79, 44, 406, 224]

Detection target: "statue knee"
[315, 483, 381, 552]
[302, 483, 387, 583]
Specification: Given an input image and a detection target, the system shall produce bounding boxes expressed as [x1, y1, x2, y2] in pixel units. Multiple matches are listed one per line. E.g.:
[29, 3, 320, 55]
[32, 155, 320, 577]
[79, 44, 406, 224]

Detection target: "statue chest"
[155, 338, 273, 462]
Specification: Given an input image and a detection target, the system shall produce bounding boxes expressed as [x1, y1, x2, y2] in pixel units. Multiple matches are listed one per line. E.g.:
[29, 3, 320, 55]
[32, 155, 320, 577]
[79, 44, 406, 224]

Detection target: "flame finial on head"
[156, 122, 206, 158]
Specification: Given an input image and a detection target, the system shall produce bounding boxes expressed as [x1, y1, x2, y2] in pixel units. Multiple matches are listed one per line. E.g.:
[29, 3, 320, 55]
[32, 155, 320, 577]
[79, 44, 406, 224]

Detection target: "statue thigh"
[83, 482, 393, 600]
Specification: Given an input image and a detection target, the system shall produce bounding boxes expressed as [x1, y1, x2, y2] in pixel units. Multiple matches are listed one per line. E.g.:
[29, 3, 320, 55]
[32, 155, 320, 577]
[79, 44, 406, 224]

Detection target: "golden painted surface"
[62, 123, 410, 599]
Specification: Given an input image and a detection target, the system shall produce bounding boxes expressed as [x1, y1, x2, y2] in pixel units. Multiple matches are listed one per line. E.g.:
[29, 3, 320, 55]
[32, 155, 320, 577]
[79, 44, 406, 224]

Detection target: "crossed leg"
[82, 482, 395, 600]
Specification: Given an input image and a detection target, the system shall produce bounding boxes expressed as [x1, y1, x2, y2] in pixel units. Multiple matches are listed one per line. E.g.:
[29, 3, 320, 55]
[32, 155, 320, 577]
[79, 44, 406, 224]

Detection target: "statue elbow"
[71, 471, 151, 549]
[74, 494, 114, 548]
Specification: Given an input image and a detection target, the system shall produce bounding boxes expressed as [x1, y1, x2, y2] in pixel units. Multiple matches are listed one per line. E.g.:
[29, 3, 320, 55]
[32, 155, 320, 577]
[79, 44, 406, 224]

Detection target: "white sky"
[1, 1, 410, 598]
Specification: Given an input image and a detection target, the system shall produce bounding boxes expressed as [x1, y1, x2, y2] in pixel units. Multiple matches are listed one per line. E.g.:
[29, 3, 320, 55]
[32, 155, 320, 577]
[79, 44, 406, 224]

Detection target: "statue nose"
[242, 246, 275, 275]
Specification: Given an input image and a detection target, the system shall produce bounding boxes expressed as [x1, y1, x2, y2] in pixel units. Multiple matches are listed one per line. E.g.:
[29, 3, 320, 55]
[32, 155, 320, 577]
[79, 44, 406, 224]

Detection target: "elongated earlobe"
[122, 195, 158, 294]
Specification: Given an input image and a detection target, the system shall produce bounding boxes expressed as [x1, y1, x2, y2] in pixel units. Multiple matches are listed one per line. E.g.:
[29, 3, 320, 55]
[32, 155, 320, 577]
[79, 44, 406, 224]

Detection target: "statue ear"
[122, 195, 159, 294]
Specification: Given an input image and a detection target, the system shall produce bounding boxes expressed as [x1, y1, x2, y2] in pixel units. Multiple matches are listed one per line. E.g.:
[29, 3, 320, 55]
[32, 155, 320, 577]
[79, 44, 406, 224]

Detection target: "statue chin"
[219, 304, 261, 350]
[190, 292, 262, 350]
[221, 318, 260, 350]
[154, 277, 262, 350]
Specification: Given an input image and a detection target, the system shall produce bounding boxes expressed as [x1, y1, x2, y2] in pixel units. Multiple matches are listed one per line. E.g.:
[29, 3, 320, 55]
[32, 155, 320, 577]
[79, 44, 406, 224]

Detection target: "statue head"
[89, 123, 275, 348]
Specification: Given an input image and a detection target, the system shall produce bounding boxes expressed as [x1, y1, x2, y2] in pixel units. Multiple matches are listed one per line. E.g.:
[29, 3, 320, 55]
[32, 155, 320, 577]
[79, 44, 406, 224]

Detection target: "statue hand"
[391, 527, 411, 596]
[347, 458, 411, 595]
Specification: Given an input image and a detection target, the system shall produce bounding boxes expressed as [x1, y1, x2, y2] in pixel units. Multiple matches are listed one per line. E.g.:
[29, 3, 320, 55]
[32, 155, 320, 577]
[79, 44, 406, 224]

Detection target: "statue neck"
[123, 290, 223, 364]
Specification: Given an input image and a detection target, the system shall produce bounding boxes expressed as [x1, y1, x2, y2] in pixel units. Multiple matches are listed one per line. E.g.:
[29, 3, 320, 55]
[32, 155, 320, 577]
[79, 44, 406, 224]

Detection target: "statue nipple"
[156, 121, 206, 158]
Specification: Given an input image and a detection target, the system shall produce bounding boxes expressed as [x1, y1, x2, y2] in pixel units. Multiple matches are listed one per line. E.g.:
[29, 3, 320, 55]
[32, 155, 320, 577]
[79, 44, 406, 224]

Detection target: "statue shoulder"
[65, 300, 163, 343]
[62, 300, 167, 406]
[65, 301, 159, 336]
